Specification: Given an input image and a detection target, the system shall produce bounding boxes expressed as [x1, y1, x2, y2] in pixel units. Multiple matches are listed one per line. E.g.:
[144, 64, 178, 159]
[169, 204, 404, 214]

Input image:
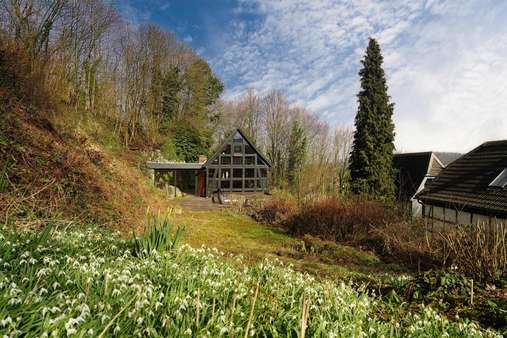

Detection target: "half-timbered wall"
[205, 131, 269, 195]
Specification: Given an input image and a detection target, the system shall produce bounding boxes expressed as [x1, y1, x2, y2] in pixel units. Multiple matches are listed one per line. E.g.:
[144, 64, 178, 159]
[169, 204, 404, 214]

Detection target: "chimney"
[198, 155, 207, 163]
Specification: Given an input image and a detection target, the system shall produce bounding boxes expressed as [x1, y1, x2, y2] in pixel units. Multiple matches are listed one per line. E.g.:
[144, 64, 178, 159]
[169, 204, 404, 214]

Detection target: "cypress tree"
[349, 38, 395, 200]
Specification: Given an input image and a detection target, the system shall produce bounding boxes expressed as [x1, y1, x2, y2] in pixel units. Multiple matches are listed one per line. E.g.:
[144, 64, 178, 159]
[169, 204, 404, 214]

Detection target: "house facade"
[417, 140, 507, 227]
[393, 152, 446, 217]
[147, 129, 271, 197]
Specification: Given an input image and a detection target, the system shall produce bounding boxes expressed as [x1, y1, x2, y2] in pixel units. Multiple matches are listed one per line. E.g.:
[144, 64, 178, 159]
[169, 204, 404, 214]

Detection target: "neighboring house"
[393, 152, 447, 217]
[147, 129, 271, 197]
[417, 140, 507, 227]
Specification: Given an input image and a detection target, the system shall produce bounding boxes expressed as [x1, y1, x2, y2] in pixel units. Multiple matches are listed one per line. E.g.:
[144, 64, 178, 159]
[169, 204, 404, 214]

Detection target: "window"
[221, 169, 230, 179]
[233, 180, 242, 189]
[245, 180, 255, 189]
[233, 145, 242, 154]
[245, 144, 255, 154]
[260, 168, 268, 178]
[212, 158, 218, 165]
[221, 180, 230, 189]
[257, 157, 265, 165]
[221, 144, 231, 155]
[245, 168, 255, 178]
[208, 169, 215, 178]
[245, 156, 255, 165]
[221, 156, 231, 165]
[233, 156, 243, 165]
[233, 168, 243, 178]
[489, 168, 507, 188]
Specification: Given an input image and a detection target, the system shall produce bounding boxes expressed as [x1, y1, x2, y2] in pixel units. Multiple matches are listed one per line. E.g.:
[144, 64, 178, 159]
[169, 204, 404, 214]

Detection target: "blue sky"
[120, 0, 507, 153]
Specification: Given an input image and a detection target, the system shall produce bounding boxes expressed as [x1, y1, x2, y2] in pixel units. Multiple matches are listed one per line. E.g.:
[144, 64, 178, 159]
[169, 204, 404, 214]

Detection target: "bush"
[250, 192, 298, 227]
[286, 197, 395, 242]
[440, 223, 506, 282]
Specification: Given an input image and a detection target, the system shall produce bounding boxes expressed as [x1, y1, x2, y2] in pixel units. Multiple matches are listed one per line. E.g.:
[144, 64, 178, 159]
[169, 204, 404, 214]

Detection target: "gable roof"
[203, 128, 272, 168]
[393, 152, 444, 200]
[417, 140, 507, 216]
[434, 152, 462, 166]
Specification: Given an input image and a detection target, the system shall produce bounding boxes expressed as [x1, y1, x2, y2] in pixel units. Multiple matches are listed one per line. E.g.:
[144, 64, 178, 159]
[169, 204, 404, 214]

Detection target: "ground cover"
[0, 224, 500, 337]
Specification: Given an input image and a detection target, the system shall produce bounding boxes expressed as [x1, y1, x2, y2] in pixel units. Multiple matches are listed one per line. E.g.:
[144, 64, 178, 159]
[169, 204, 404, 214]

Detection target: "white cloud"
[212, 0, 507, 153]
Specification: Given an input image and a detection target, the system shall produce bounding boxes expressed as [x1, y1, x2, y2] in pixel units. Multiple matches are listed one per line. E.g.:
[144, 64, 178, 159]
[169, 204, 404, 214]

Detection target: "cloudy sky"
[121, 0, 507, 153]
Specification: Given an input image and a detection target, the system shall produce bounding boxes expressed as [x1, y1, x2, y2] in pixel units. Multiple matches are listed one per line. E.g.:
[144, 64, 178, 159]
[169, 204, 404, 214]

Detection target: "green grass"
[172, 209, 404, 281]
[0, 225, 500, 337]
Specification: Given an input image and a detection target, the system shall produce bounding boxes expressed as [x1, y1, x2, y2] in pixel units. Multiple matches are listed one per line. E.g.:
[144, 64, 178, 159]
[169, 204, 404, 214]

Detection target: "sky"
[119, 0, 507, 153]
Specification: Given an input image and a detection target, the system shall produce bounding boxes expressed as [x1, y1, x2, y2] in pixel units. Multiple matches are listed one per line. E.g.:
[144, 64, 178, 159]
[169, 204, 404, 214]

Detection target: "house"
[147, 129, 271, 197]
[393, 152, 445, 216]
[393, 152, 461, 216]
[416, 140, 507, 227]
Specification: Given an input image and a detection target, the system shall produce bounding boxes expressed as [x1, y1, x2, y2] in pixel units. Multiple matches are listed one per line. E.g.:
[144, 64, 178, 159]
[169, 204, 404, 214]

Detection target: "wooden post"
[173, 170, 176, 198]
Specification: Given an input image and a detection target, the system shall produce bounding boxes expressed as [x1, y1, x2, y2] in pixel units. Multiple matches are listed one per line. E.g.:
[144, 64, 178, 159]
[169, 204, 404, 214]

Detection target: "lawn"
[172, 208, 406, 281]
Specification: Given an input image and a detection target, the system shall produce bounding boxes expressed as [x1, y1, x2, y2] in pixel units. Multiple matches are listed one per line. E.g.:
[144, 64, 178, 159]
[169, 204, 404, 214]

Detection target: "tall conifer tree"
[349, 38, 395, 199]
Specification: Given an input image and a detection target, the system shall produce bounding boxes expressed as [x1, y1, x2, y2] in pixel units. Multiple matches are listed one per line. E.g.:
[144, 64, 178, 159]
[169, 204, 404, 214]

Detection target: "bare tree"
[264, 90, 291, 187]
[332, 125, 354, 195]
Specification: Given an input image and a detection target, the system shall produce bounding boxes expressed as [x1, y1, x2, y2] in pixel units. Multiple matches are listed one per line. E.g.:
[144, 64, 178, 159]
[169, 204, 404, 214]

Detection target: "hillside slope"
[0, 50, 170, 231]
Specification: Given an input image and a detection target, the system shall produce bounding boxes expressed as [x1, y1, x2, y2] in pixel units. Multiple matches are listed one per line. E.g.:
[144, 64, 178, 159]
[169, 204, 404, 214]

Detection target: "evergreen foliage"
[287, 120, 307, 189]
[172, 122, 211, 162]
[183, 59, 223, 127]
[349, 38, 396, 200]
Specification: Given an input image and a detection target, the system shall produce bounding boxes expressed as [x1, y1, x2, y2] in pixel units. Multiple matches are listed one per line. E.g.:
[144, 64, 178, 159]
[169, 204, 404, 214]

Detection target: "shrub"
[286, 197, 395, 242]
[131, 211, 184, 257]
[250, 192, 298, 227]
[440, 223, 506, 282]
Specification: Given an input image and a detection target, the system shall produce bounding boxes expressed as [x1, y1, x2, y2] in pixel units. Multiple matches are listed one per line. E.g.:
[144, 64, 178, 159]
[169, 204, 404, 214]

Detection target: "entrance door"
[197, 171, 206, 197]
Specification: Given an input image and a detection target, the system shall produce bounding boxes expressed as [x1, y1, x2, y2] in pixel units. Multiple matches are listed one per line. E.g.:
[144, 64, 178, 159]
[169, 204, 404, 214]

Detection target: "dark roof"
[203, 128, 272, 168]
[146, 162, 203, 170]
[417, 140, 507, 216]
[434, 152, 462, 166]
[393, 152, 444, 200]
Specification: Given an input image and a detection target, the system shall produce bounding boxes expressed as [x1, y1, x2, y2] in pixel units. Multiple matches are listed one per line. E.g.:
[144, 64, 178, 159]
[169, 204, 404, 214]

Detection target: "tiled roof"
[417, 140, 507, 216]
[393, 152, 444, 200]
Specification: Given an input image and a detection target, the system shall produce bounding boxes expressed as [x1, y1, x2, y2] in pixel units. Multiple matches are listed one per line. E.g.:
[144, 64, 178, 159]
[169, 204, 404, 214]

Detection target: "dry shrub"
[251, 194, 298, 227]
[440, 223, 507, 281]
[286, 197, 396, 241]
[366, 221, 442, 270]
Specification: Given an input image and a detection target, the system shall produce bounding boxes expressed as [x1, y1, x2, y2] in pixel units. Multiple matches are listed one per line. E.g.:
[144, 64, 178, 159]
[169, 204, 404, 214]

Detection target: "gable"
[204, 129, 271, 168]
[393, 152, 433, 200]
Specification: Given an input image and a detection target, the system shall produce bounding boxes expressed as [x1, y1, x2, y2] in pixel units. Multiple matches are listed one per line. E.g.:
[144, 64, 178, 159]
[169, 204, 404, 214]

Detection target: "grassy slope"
[172, 209, 406, 282]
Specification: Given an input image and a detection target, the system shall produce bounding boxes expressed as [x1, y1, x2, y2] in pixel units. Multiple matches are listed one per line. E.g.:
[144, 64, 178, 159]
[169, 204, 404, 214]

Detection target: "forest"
[0, 0, 353, 200]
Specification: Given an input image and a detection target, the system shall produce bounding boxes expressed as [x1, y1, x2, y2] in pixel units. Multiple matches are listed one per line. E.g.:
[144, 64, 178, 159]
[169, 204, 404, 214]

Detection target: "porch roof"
[146, 161, 203, 170]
